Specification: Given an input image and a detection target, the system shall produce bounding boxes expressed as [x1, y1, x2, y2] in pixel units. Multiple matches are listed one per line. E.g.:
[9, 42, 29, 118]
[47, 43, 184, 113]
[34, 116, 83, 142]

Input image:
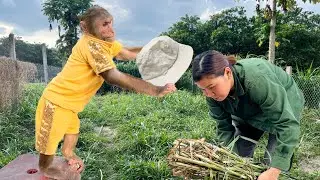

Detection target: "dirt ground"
[299, 156, 320, 173]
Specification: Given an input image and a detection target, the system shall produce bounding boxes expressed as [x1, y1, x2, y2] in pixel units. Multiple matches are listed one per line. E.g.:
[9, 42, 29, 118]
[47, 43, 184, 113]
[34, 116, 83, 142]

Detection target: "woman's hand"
[258, 167, 281, 180]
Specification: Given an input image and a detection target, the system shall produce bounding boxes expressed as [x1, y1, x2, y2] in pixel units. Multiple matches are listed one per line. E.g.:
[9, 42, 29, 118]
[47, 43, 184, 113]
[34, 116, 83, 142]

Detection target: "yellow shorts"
[35, 96, 80, 155]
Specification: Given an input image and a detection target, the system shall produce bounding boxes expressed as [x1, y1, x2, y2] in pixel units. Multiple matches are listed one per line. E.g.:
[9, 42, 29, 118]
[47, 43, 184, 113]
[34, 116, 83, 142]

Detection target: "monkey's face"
[93, 16, 115, 42]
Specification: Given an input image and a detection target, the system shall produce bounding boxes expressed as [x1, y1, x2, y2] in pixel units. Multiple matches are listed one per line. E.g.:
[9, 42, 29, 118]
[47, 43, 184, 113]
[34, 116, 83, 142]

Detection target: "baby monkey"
[36, 5, 176, 180]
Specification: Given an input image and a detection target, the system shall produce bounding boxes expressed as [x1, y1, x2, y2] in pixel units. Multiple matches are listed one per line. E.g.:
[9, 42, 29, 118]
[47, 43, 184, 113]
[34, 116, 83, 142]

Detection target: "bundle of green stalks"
[167, 139, 266, 180]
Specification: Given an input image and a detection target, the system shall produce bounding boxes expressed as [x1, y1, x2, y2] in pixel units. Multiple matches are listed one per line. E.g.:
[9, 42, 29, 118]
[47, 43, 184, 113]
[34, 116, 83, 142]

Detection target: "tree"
[253, 0, 320, 63]
[42, 0, 93, 63]
[162, 6, 320, 70]
[206, 7, 260, 55]
[161, 15, 206, 55]
[162, 7, 260, 56]
[275, 8, 320, 68]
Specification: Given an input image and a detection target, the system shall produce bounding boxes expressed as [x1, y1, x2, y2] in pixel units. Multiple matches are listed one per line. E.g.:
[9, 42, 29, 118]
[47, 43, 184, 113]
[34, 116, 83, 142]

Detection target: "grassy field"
[0, 83, 319, 179]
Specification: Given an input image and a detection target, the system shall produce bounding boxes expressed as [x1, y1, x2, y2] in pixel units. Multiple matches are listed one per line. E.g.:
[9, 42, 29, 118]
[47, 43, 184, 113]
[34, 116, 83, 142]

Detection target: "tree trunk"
[8, 33, 19, 109]
[268, 0, 277, 64]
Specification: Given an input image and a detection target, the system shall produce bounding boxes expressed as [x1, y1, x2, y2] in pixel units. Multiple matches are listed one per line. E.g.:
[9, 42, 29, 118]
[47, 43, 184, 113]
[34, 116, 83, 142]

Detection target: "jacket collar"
[230, 66, 245, 98]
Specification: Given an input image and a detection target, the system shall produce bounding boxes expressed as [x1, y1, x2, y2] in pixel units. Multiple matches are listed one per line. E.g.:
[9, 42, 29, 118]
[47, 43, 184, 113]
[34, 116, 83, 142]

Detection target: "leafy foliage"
[42, 0, 93, 61]
[247, 0, 320, 63]
[162, 6, 320, 69]
[275, 8, 320, 68]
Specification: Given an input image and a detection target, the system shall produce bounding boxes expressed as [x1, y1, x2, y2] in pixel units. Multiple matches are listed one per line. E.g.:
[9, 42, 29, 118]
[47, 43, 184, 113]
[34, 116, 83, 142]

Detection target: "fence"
[1, 32, 319, 110]
[99, 63, 320, 109]
[0, 33, 61, 109]
[0, 56, 61, 109]
[294, 76, 320, 109]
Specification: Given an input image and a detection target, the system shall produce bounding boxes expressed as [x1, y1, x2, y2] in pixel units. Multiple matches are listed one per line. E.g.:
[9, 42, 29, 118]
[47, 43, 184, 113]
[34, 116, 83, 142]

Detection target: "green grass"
[0, 83, 319, 179]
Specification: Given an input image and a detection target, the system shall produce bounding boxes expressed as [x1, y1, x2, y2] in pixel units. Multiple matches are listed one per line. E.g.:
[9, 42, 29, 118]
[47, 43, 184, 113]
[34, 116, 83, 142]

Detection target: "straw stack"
[167, 139, 266, 180]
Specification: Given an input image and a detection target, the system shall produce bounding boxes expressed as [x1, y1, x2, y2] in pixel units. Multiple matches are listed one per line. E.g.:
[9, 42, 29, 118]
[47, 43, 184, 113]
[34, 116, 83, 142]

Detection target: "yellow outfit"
[35, 34, 122, 155]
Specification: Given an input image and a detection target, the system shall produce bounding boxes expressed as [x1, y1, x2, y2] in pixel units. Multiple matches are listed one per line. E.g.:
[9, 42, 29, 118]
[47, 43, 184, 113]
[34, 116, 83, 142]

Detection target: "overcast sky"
[0, 0, 319, 48]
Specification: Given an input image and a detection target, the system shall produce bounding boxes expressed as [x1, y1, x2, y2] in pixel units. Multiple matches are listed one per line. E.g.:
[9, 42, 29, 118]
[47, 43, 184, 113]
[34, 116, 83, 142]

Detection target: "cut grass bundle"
[167, 139, 266, 180]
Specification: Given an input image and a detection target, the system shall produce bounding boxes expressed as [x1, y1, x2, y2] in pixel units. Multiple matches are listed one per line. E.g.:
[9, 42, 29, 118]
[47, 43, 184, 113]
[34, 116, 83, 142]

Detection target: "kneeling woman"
[192, 50, 304, 180]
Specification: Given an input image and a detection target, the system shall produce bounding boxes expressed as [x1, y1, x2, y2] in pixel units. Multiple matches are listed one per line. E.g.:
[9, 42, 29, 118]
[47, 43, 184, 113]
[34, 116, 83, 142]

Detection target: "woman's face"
[195, 67, 234, 101]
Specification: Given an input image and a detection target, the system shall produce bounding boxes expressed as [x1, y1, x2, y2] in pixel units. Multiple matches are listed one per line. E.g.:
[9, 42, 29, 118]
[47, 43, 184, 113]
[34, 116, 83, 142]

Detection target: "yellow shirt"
[43, 34, 123, 112]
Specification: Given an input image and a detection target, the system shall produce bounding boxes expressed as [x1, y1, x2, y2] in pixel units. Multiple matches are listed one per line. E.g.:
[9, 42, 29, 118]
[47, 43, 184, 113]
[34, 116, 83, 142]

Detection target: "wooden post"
[8, 33, 19, 109]
[286, 66, 292, 75]
[9, 33, 16, 60]
[42, 43, 49, 84]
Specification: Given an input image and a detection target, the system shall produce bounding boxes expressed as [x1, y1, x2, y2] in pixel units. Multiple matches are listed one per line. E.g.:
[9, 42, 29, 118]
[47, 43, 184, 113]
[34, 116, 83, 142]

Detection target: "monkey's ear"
[80, 21, 88, 33]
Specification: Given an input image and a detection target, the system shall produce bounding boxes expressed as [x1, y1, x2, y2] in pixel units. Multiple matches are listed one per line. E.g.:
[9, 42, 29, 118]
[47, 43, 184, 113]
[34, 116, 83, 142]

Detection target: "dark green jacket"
[207, 58, 305, 171]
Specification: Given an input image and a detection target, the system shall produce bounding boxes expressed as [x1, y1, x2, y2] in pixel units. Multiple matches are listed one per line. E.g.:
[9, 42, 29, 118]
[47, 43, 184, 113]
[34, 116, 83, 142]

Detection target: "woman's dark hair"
[192, 50, 236, 82]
